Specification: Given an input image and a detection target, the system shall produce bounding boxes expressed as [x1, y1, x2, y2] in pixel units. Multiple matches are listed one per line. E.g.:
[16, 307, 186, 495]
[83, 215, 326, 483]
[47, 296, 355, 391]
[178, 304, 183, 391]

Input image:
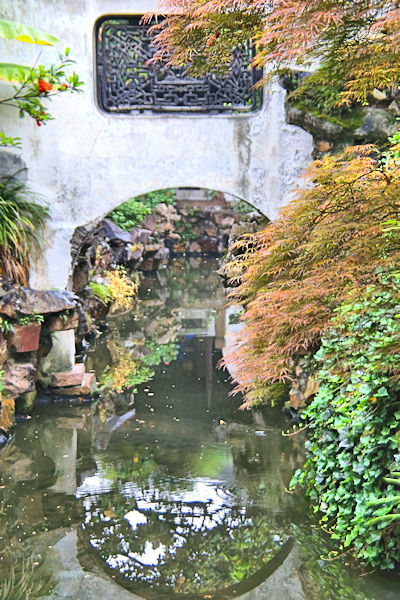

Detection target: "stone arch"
[5, 2, 313, 292]
[68, 186, 263, 290]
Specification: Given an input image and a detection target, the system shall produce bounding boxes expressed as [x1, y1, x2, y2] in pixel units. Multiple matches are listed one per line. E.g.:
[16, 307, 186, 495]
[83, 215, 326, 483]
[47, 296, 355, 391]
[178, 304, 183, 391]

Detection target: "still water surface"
[0, 258, 399, 599]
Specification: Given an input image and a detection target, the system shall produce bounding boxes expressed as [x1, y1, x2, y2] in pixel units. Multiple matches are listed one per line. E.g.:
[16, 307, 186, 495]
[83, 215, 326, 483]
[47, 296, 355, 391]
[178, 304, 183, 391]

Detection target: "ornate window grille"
[95, 15, 263, 114]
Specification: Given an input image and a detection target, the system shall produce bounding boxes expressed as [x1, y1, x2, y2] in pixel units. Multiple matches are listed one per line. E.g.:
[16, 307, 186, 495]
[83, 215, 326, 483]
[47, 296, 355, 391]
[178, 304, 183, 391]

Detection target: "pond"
[0, 258, 399, 599]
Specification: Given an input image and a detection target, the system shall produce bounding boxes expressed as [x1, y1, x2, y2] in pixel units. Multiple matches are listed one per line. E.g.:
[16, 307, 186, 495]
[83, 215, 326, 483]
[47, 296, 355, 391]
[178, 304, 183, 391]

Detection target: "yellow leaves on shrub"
[101, 354, 137, 392]
[107, 267, 139, 311]
[0, 397, 15, 432]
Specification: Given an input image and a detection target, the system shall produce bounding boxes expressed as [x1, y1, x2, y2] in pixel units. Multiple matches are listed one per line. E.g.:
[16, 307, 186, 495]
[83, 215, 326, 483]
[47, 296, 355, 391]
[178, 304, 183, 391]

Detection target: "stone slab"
[53, 372, 96, 396]
[50, 363, 85, 387]
[0, 288, 77, 318]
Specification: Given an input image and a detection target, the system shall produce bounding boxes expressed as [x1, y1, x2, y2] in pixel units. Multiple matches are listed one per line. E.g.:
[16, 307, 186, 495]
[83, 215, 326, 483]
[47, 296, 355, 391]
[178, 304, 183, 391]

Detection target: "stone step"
[51, 372, 96, 397]
[50, 363, 85, 388]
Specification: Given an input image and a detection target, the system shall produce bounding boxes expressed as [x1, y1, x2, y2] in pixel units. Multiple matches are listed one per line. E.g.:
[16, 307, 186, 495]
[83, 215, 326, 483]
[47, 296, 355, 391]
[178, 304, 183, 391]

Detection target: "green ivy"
[291, 278, 400, 569]
[109, 189, 176, 231]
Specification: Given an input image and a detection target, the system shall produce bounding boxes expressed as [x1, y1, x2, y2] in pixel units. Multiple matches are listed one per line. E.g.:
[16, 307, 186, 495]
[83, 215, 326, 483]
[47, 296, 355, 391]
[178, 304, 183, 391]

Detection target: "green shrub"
[0, 176, 48, 285]
[291, 278, 400, 569]
[88, 281, 111, 304]
[109, 189, 176, 231]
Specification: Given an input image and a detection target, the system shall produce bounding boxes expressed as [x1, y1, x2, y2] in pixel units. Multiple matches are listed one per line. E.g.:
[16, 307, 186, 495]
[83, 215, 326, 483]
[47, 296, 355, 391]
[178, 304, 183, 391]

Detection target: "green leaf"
[0, 19, 58, 45]
[0, 62, 32, 82]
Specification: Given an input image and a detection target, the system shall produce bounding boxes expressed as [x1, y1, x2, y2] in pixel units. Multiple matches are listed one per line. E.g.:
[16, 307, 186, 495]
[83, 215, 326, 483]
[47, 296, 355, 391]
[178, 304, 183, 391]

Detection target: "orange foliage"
[145, 0, 400, 105]
[222, 146, 400, 405]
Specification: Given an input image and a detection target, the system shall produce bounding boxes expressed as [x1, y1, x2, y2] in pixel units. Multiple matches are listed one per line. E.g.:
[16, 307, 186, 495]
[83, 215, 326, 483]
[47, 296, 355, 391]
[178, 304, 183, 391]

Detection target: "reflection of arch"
[78, 517, 294, 600]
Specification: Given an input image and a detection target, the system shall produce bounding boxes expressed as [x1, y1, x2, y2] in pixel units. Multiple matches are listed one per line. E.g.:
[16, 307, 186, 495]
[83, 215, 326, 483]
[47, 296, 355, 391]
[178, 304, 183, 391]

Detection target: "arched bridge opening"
[70, 186, 268, 295]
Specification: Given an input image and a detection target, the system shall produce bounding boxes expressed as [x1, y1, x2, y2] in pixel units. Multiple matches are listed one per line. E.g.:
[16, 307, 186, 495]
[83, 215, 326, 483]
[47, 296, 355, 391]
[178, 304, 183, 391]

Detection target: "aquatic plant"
[0, 559, 53, 599]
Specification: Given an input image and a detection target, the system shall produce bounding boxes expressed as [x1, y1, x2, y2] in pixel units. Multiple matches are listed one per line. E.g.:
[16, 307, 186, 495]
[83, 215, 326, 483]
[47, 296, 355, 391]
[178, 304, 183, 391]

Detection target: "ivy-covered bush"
[109, 189, 176, 231]
[292, 279, 400, 569]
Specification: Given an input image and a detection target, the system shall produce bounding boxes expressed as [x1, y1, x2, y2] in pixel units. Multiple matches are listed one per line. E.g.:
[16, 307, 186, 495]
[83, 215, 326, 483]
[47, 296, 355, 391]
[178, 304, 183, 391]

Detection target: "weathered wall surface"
[0, 0, 313, 289]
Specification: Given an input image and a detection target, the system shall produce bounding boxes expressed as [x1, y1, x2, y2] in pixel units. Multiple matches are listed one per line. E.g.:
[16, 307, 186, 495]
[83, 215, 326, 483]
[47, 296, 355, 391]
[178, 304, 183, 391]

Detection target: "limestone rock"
[189, 241, 202, 253]
[204, 224, 218, 237]
[221, 216, 235, 228]
[144, 242, 163, 254]
[126, 245, 143, 262]
[153, 246, 170, 260]
[317, 140, 333, 153]
[130, 227, 152, 245]
[140, 257, 157, 271]
[304, 376, 319, 400]
[72, 263, 89, 292]
[388, 100, 400, 117]
[98, 218, 131, 244]
[371, 88, 388, 102]
[213, 211, 232, 225]
[50, 363, 85, 387]
[142, 213, 156, 230]
[354, 107, 400, 143]
[289, 389, 306, 410]
[3, 358, 37, 398]
[199, 237, 219, 253]
[154, 202, 180, 221]
[0, 287, 77, 318]
[0, 332, 7, 367]
[286, 103, 345, 142]
[46, 311, 79, 332]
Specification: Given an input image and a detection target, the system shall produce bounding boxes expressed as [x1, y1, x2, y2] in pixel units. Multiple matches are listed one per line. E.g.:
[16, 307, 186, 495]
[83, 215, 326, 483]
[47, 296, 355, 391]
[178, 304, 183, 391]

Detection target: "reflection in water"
[0, 259, 400, 599]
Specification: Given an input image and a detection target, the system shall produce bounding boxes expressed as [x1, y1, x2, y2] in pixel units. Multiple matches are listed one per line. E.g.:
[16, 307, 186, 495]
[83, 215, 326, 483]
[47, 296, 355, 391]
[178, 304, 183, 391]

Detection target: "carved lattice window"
[95, 16, 263, 114]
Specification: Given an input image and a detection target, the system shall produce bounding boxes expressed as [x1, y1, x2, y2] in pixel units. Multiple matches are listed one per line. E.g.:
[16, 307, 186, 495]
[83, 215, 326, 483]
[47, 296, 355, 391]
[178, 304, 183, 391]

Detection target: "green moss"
[291, 100, 364, 131]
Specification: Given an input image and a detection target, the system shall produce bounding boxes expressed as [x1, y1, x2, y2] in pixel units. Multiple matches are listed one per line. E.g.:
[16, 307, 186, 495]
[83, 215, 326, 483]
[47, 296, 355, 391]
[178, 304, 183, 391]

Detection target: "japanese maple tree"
[145, 0, 400, 105]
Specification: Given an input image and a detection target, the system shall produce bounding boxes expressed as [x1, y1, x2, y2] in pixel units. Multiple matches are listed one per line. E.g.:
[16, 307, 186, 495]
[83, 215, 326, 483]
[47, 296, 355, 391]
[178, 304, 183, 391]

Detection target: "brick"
[7, 323, 41, 353]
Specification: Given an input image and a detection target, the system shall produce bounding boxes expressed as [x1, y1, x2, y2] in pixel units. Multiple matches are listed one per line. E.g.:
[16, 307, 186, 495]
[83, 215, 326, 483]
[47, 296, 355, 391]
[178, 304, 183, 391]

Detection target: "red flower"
[61, 83, 68, 90]
[38, 79, 53, 93]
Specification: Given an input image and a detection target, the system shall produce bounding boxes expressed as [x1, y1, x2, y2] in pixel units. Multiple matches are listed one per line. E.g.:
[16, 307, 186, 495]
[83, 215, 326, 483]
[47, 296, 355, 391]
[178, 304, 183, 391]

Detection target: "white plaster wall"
[0, 0, 313, 289]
